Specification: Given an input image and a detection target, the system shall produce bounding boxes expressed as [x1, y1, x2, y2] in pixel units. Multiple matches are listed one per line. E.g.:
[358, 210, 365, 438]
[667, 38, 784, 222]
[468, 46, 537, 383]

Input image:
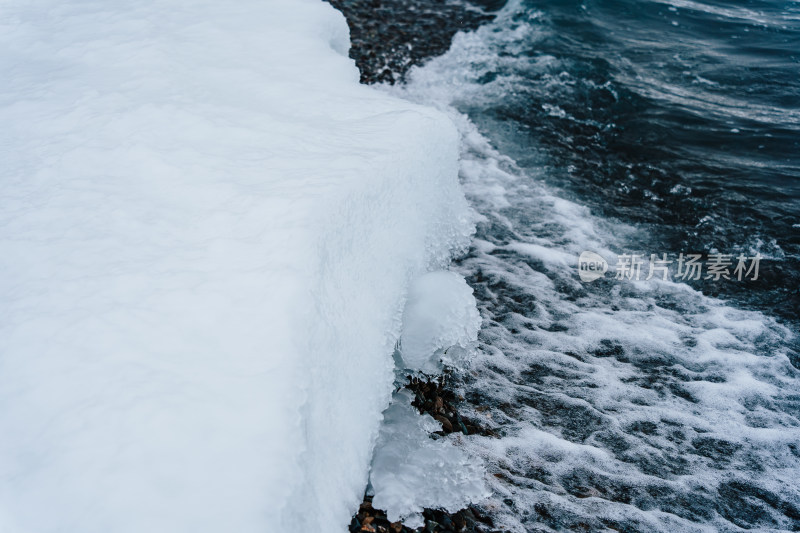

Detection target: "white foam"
[384, 5, 800, 531]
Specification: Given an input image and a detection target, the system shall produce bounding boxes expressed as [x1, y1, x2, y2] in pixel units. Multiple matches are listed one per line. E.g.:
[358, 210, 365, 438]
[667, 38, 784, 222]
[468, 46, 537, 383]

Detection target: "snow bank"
[0, 1, 474, 532]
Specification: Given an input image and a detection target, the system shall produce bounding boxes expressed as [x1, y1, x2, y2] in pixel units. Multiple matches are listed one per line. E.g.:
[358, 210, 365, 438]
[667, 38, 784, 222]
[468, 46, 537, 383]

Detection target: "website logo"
[577, 251, 761, 283]
[578, 251, 608, 282]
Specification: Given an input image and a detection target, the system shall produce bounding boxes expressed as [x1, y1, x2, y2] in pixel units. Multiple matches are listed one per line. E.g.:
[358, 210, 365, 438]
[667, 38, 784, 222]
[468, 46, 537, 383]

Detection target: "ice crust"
[0, 1, 474, 532]
[399, 271, 481, 373]
[370, 390, 488, 526]
[368, 270, 485, 524]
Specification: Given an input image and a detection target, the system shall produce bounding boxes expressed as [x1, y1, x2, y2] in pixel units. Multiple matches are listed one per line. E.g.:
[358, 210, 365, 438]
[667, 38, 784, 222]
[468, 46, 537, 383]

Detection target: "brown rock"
[434, 414, 454, 433]
[434, 396, 444, 414]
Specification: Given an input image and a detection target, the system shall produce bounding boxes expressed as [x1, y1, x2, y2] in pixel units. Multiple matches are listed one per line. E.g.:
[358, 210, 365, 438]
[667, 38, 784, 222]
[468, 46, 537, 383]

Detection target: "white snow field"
[0, 1, 475, 531]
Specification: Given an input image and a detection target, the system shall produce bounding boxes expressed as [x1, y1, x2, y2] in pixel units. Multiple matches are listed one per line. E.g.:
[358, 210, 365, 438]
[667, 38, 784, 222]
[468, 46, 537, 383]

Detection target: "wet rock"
[434, 414, 453, 433]
[352, 495, 495, 533]
[324, 0, 502, 84]
[405, 375, 493, 437]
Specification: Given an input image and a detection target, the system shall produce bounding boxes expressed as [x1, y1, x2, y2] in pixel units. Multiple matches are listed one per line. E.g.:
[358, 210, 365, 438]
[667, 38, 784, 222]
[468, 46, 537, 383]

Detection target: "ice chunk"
[370, 390, 488, 523]
[399, 271, 481, 373]
[368, 270, 485, 524]
[0, 1, 474, 532]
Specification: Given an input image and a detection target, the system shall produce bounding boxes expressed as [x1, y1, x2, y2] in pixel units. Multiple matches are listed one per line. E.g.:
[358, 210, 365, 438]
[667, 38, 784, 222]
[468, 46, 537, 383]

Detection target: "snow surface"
[0, 1, 474, 532]
[370, 390, 488, 527]
[399, 271, 481, 373]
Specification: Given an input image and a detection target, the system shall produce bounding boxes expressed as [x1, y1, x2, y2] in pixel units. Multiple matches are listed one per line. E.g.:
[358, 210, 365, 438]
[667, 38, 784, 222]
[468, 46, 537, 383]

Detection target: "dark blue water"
[470, 0, 800, 326]
[394, 0, 800, 530]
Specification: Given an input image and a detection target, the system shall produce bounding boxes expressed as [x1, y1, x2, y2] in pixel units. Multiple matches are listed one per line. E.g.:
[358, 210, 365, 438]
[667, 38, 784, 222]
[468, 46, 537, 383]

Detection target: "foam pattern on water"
[388, 5, 800, 530]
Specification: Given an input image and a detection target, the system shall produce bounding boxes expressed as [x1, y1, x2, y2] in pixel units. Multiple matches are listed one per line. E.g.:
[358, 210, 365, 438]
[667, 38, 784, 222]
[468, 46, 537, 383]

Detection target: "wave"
[388, 2, 800, 529]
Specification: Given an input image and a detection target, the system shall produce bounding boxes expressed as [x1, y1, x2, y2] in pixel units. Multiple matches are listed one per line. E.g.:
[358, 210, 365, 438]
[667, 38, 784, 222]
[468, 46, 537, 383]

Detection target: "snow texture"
[369, 270, 484, 524]
[370, 390, 488, 527]
[0, 1, 474, 532]
[399, 271, 481, 373]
